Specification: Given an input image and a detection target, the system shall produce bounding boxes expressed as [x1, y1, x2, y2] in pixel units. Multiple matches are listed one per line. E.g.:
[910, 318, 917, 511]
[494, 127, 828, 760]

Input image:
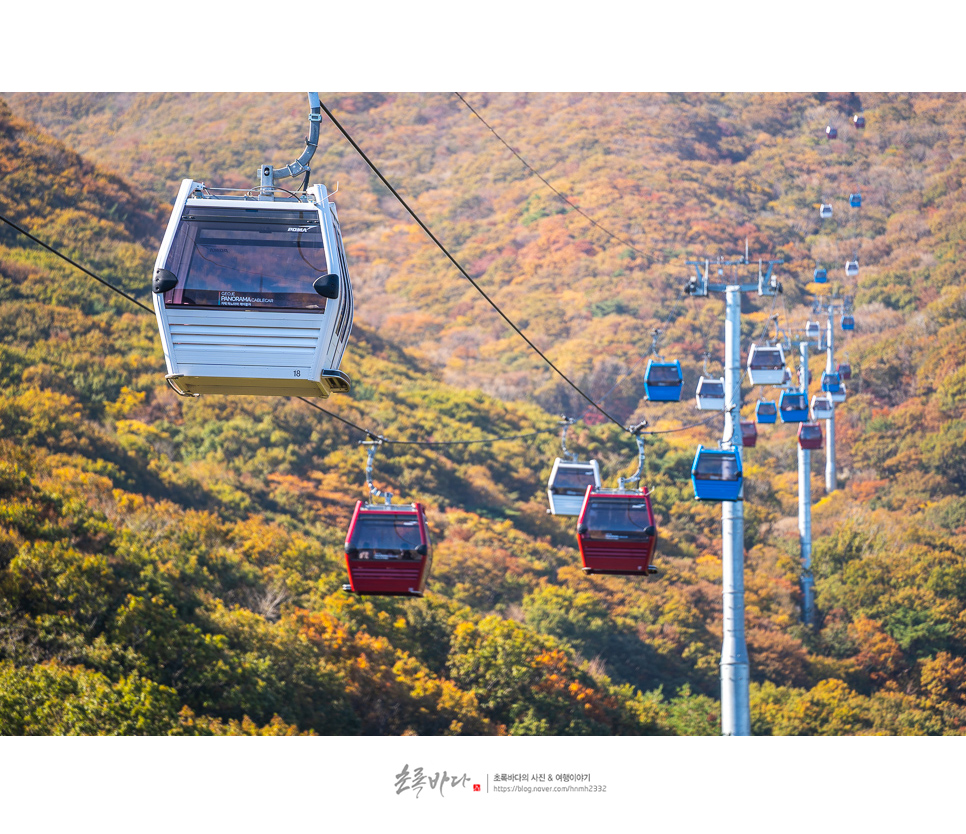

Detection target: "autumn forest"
[1, 91, 965, 735]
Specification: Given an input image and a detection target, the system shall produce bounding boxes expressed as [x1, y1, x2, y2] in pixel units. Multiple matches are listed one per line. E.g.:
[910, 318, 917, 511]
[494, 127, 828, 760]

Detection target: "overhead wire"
[319, 98, 747, 444]
[453, 92, 713, 434]
[316, 98, 631, 433]
[0, 211, 560, 449]
[1, 203, 781, 449]
[453, 92, 651, 262]
[454, 92, 697, 429]
[0, 212, 154, 313]
[4, 104, 776, 452]
[295, 396, 555, 446]
[582, 299, 687, 415]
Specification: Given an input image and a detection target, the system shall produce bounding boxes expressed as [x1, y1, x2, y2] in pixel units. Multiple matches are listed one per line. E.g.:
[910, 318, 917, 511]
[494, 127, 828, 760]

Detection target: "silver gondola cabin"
[746, 343, 786, 387]
[152, 178, 353, 397]
[695, 376, 726, 411]
[151, 94, 352, 398]
[811, 394, 834, 421]
[547, 458, 602, 516]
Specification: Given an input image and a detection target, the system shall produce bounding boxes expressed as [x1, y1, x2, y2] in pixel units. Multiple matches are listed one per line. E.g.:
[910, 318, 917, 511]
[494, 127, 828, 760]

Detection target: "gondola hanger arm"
[618, 431, 647, 490]
[558, 416, 578, 462]
[264, 92, 322, 186]
[361, 439, 393, 505]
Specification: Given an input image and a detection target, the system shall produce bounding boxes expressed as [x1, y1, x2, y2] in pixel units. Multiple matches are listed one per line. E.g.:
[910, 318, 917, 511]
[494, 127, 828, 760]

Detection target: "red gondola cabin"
[740, 420, 758, 448]
[343, 501, 431, 596]
[798, 422, 823, 450]
[576, 487, 658, 576]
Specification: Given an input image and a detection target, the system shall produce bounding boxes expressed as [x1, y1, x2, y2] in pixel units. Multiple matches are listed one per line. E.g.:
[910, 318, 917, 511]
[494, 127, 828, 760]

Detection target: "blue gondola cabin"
[779, 391, 809, 423]
[691, 446, 743, 501]
[756, 399, 778, 424]
[821, 371, 842, 394]
[644, 359, 683, 402]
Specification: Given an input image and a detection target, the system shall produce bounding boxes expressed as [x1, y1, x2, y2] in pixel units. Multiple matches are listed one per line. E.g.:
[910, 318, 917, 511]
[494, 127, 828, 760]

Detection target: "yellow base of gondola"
[165, 370, 350, 398]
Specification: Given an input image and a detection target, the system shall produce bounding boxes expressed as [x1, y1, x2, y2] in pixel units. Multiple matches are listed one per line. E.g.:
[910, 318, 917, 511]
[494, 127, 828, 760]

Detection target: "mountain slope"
[1, 93, 966, 734]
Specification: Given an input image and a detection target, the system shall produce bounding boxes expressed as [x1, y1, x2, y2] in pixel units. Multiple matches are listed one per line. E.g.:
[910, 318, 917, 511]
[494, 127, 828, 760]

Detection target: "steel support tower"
[685, 250, 783, 735]
[797, 340, 815, 626]
[810, 294, 850, 493]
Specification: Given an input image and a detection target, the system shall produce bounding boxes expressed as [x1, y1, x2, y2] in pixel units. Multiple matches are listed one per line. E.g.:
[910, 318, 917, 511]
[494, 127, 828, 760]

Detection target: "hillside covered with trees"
[1, 92, 966, 735]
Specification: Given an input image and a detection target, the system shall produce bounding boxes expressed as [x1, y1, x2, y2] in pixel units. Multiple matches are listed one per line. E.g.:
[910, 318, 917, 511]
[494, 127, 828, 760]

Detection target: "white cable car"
[819, 203, 833, 219]
[829, 383, 846, 404]
[811, 394, 834, 421]
[746, 344, 786, 386]
[805, 321, 822, 345]
[152, 94, 353, 398]
[547, 458, 602, 516]
[845, 260, 859, 277]
[695, 376, 726, 410]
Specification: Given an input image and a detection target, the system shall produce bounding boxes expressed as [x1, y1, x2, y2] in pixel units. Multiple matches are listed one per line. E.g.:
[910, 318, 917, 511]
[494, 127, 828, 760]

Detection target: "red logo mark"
[473, 784, 481, 792]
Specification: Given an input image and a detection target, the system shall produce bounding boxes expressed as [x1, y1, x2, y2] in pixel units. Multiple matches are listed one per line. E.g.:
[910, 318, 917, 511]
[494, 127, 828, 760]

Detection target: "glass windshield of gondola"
[749, 347, 783, 370]
[698, 379, 725, 397]
[550, 466, 598, 495]
[347, 512, 423, 558]
[646, 363, 682, 384]
[757, 400, 777, 417]
[162, 206, 329, 310]
[583, 497, 653, 539]
[694, 451, 740, 481]
[781, 393, 807, 411]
